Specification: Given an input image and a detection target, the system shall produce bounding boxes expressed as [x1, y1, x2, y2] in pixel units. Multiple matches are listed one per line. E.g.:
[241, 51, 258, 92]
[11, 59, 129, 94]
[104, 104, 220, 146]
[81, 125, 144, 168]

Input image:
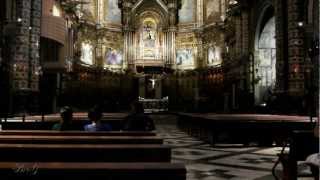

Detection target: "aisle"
[154, 115, 283, 180]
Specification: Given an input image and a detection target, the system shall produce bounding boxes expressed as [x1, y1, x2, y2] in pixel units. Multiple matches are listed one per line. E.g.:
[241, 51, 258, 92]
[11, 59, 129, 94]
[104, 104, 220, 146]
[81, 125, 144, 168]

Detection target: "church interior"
[0, 0, 319, 179]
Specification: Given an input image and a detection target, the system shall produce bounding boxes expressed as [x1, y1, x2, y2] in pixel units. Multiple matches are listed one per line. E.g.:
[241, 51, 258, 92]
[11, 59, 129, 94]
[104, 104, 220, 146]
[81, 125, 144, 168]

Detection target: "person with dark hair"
[84, 108, 112, 132]
[123, 102, 155, 131]
[52, 106, 75, 131]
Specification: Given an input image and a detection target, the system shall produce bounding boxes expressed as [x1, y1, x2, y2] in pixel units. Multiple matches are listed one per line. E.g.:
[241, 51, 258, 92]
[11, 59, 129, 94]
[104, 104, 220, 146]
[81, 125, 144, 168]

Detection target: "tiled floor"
[153, 115, 314, 180]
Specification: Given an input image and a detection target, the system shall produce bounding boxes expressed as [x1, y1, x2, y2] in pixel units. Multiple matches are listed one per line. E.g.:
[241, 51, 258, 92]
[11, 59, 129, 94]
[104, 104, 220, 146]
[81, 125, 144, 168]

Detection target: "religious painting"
[176, 49, 194, 66]
[81, 43, 93, 65]
[105, 48, 122, 65]
[206, 0, 220, 22]
[143, 19, 157, 59]
[207, 46, 221, 66]
[105, 0, 121, 23]
[179, 0, 194, 23]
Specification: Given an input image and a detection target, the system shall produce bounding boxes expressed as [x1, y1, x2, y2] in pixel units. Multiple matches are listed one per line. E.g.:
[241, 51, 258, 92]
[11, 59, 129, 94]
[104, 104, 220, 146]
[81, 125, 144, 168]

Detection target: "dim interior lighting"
[229, 0, 238, 5]
[297, 22, 304, 27]
[261, 103, 267, 107]
[52, 4, 61, 17]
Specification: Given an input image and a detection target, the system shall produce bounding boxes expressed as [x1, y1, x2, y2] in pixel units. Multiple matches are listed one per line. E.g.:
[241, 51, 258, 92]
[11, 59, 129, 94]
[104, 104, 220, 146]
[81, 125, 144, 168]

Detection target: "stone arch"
[254, 3, 276, 105]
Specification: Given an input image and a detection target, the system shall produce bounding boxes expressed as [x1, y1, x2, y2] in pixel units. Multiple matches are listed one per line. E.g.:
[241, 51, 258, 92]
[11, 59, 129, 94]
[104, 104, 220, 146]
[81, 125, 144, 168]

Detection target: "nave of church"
[0, 0, 319, 179]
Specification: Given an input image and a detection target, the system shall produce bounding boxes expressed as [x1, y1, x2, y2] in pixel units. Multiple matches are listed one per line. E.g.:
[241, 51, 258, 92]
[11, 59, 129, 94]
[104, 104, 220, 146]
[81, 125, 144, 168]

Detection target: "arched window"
[254, 6, 276, 105]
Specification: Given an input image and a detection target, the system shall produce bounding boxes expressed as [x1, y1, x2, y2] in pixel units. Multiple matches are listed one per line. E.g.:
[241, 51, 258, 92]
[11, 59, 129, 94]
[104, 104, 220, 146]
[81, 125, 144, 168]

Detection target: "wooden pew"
[0, 135, 163, 144]
[0, 162, 186, 180]
[0, 130, 156, 136]
[278, 130, 319, 180]
[0, 144, 171, 162]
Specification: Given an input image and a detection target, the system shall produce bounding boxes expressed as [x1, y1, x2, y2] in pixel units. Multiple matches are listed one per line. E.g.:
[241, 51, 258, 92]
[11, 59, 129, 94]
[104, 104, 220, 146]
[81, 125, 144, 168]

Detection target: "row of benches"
[177, 113, 315, 146]
[0, 130, 186, 180]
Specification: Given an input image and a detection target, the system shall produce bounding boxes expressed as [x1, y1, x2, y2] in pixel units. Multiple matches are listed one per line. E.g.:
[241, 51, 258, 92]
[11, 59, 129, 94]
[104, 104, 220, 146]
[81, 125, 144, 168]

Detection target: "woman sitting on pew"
[123, 102, 155, 131]
[52, 106, 77, 131]
[84, 108, 112, 132]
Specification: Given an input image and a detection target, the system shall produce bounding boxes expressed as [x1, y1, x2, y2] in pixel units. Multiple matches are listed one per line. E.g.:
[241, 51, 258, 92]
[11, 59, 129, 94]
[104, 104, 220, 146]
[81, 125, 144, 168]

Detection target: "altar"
[139, 97, 169, 113]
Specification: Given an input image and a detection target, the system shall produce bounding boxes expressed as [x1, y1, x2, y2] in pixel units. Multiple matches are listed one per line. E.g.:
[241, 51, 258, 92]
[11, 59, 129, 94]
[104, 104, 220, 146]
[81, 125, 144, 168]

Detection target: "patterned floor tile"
[173, 148, 230, 161]
[210, 153, 277, 170]
[154, 116, 286, 180]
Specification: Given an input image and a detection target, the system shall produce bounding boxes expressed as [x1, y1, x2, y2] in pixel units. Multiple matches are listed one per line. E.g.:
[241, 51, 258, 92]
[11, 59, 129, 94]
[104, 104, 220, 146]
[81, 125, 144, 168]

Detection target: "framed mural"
[206, 0, 220, 22]
[81, 43, 93, 65]
[176, 49, 194, 66]
[207, 46, 221, 66]
[105, 0, 121, 24]
[105, 48, 123, 65]
[179, 0, 195, 23]
[142, 18, 157, 59]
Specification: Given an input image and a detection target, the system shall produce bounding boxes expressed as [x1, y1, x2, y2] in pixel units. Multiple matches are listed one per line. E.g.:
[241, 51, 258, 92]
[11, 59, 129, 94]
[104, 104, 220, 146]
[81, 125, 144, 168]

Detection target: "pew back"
[0, 130, 156, 136]
[0, 162, 186, 180]
[0, 135, 163, 144]
[0, 144, 171, 162]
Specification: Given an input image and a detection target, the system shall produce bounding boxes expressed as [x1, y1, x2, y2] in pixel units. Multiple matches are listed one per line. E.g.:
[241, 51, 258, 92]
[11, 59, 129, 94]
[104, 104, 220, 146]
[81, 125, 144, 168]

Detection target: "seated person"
[123, 102, 155, 131]
[305, 120, 319, 178]
[84, 108, 112, 132]
[52, 106, 76, 131]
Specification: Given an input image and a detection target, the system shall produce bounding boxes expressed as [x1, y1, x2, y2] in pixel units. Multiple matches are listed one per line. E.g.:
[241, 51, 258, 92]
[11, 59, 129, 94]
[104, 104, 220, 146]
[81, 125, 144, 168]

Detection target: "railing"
[139, 97, 169, 113]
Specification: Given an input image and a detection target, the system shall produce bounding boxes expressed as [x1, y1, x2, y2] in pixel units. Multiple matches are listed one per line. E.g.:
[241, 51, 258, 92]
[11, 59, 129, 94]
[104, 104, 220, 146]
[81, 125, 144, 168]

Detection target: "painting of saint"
[207, 46, 222, 66]
[179, 0, 194, 23]
[206, 0, 220, 22]
[105, 48, 122, 65]
[208, 47, 215, 64]
[176, 49, 194, 66]
[105, 0, 121, 23]
[81, 43, 93, 65]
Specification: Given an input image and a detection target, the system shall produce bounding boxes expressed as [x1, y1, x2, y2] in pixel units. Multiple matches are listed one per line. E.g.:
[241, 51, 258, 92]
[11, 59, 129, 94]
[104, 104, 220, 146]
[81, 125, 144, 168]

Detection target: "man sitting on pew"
[84, 108, 112, 132]
[52, 106, 77, 131]
[123, 102, 155, 131]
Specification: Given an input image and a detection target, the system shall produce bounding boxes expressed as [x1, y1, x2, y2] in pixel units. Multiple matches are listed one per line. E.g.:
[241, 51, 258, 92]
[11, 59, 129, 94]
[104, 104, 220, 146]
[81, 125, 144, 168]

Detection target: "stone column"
[274, 0, 287, 94]
[167, 1, 177, 68]
[13, 0, 31, 91]
[195, 29, 204, 69]
[197, 0, 204, 28]
[29, 0, 41, 91]
[287, 0, 305, 96]
[235, 16, 242, 57]
[122, 1, 134, 71]
[241, 11, 249, 55]
[168, 27, 176, 67]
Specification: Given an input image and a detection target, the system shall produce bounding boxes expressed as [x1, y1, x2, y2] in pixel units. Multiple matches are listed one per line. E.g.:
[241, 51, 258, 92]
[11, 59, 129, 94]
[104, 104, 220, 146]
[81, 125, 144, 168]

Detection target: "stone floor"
[153, 114, 314, 180]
